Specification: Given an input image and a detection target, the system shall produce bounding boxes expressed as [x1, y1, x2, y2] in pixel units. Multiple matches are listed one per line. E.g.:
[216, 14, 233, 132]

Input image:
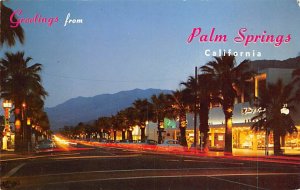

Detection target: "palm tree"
[292, 68, 300, 100]
[181, 74, 217, 150]
[180, 76, 199, 148]
[0, 2, 25, 47]
[0, 52, 47, 151]
[32, 110, 50, 142]
[97, 117, 112, 139]
[74, 122, 86, 139]
[132, 99, 151, 142]
[115, 110, 130, 141]
[109, 115, 119, 141]
[197, 74, 219, 151]
[166, 90, 188, 146]
[201, 54, 252, 154]
[123, 107, 137, 141]
[251, 79, 298, 155]
[25, 94, 50, 147]
[149, 93, 169, 144]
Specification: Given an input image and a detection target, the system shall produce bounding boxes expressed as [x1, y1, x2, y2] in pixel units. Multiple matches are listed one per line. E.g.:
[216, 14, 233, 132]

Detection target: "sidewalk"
[232, 148, 300, 156]
[182, 149, 300, 165]
[0, 150, 35, 161]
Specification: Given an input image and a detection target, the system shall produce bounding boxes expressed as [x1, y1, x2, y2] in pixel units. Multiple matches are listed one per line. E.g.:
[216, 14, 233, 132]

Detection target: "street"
[1, 141, 300, 190]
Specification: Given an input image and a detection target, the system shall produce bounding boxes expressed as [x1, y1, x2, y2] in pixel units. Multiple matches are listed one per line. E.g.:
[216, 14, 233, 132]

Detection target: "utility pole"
[194, 67, 197, 149]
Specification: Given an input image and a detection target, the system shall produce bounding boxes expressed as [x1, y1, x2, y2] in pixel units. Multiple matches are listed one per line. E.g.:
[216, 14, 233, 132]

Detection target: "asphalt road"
[1, 144, 300, 190]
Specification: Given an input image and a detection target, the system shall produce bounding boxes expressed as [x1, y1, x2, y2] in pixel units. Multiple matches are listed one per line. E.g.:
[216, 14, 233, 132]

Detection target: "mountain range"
[45, 88, 172, 131]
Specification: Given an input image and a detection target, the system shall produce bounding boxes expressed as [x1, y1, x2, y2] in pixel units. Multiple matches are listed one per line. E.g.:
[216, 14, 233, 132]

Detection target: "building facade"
[146, 57, 300, 155]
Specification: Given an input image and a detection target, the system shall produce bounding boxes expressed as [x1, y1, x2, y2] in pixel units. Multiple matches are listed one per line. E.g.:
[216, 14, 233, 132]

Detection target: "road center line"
[165, 159, 244, 165]
[15, 167, 291, 178]
[2, 163, 26, 178]
[39, 172, 300, 187]
[0, 153, 81, 162]
[54, 154, 141, 160]
[207, 176, 268, 190]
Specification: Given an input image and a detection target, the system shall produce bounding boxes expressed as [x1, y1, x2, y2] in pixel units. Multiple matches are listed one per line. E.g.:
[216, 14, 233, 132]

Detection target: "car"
[119, 139, 131, 143]
[144, 139, 158, 145]
[35, 139, 56, 152]
[138, 139, 157, 145]
[138, 139, 158, 151]
[99, 138, 108, 143]
[157, 140, 184, 152]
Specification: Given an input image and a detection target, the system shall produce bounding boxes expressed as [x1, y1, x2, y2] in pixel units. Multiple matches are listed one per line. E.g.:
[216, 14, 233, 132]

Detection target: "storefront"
[208, 127, 225, 149]
[208, 125, 300, 152]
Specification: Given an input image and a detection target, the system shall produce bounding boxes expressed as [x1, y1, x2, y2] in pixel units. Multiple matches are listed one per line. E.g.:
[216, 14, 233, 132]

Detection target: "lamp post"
[26, 117, 32, 152]
[265, 127, 270, 156]
[21, 102, 29, 152]
[194, 67, 198, 150]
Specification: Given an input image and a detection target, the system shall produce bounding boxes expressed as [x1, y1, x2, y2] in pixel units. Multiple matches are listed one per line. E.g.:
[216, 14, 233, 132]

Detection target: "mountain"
[45, 88, 172, 131]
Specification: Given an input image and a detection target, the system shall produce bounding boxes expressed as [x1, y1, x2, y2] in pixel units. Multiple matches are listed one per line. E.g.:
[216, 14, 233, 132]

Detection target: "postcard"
[1, 0, 300, 189]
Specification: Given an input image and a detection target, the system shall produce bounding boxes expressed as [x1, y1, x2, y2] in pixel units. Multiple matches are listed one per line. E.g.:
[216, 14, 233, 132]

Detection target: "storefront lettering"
[241, 107, 266, 115]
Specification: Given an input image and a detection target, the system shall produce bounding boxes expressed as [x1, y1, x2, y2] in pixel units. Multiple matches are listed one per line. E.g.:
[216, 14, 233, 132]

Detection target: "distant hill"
[45, 88, 172, 131]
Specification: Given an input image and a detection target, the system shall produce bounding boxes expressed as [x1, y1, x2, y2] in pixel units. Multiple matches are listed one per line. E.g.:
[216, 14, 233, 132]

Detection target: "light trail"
[53, 154, 141, 160]
[58, 135, 300, 166]
[0, 153, 81, 162]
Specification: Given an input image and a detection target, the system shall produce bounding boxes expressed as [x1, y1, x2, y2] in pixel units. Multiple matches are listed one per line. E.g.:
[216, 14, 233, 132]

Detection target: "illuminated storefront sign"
[241, 107, 266, 115]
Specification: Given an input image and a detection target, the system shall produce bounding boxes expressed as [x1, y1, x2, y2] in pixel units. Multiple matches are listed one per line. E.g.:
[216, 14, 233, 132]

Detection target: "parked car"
[157, 140, 184, 152]
[99, 138, 107, 143]
[138, 139, 158, 151]
[141, 139, 158, 145]
[35, 139, 56, 152]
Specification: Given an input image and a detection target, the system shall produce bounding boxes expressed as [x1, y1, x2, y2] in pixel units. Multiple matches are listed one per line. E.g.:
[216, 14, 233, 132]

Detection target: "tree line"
[1, 2, 50, 152]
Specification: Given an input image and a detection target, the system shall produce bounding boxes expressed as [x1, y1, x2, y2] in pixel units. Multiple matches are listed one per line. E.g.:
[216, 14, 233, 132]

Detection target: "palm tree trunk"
[199, 101, 209, 151]
[224, 113, 233, 154]
[122, 130, 126, 140]
[15, 124, 22, 152]
[273, 129, 281, 155]
[179, 114, 187, 146]
[280, 135, 285, 154]
[179, 127, 187, 146]
[157, 121, 163, 144]
[140, 127, 146, 142]
[203, 132, 209, 152]
[113, 131, 117, 141]
[127, 130, 133, 141]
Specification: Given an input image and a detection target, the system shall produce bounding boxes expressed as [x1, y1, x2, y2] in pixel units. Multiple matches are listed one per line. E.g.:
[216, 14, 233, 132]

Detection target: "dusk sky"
[2, 0, 300, 107]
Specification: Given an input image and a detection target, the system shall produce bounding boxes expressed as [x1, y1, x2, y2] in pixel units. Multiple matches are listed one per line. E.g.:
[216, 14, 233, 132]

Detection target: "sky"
[1, 0, 300, 108]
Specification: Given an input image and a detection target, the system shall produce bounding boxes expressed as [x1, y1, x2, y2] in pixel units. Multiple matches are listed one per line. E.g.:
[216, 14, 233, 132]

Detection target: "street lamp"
[280, 104, 289, 115]
[27, 118, 31, 125]
[15, 119, 21, 131]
